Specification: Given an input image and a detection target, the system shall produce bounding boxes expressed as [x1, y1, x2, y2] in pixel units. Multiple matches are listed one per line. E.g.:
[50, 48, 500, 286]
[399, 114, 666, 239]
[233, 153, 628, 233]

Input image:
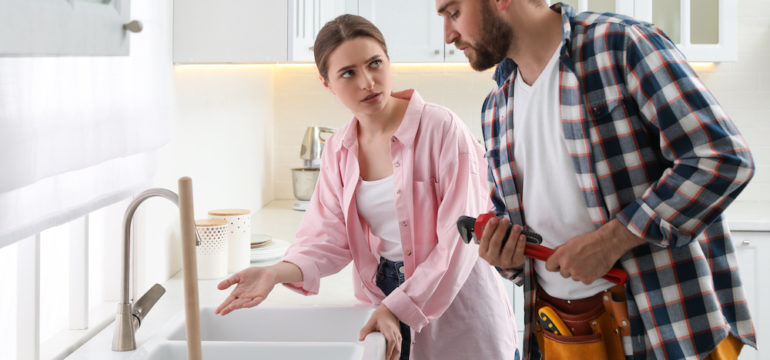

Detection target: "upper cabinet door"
[444, 42, 469, 63]
[358, 0, 445, 63]
[637, 0, 736, 62]
[173, 0, 287, 63]
[556, 0, 634, 16]
[554, 0, 736, 62]
[288, 0, 351, 62]
[0, 0, 132, 56]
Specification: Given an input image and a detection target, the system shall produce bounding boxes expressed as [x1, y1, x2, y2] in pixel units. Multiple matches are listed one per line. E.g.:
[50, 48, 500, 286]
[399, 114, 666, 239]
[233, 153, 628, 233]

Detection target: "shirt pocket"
[586, 97, 641, 145]
[588, 98, 627, 125]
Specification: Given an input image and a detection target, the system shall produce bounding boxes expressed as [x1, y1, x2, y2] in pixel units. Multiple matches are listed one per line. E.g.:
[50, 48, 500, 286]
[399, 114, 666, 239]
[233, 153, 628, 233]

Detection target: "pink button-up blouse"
[282, 90, 516, 359]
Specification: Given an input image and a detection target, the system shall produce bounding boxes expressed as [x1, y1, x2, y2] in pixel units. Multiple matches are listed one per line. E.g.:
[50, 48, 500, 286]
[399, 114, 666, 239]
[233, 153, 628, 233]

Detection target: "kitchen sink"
[144, 305, 385, 360]
[145, 341, 364, 360]
[167, 306, 376, 342]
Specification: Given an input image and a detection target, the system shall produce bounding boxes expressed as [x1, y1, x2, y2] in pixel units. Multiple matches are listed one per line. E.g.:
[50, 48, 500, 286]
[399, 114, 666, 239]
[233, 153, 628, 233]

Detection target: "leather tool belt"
[534, 285, 630, 360]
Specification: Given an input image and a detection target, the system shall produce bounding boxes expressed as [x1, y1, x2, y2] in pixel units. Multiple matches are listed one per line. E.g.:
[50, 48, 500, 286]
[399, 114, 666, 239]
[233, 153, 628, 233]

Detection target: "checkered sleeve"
[616, 23, 755, 248]
[486, 163, 524, 284]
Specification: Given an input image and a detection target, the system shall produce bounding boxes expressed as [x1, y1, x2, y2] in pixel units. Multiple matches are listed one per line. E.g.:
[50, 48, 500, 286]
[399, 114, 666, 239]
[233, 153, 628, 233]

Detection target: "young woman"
[216, 14, 516, 360]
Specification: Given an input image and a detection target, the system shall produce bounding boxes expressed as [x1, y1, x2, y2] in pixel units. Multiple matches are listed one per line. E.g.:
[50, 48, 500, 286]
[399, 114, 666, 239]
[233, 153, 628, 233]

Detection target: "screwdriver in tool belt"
[538, 306, 573, 336]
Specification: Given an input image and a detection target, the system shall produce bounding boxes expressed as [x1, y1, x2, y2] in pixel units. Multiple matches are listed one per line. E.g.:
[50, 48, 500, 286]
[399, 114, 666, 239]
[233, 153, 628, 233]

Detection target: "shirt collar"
[492, 2, 576, 87]
[556, 2, 575, 50]
[336, 89, 424, 152]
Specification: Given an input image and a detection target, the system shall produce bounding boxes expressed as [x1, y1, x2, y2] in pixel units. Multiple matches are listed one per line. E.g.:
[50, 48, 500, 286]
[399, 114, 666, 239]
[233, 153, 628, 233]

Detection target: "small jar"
[195, 218, 229, 279]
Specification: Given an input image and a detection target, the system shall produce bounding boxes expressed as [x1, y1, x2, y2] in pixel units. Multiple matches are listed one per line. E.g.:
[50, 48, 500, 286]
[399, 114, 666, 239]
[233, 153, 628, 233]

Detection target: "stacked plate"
[250, 234, 291, 262]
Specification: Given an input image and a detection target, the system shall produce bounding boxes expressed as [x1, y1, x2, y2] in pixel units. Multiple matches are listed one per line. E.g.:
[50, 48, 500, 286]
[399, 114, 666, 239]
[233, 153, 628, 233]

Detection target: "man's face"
[437, 0, 513, 71]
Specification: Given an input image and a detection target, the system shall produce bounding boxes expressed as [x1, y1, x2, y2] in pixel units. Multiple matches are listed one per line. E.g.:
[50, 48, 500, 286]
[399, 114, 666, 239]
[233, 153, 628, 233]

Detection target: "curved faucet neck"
[121, 188, 179, 305]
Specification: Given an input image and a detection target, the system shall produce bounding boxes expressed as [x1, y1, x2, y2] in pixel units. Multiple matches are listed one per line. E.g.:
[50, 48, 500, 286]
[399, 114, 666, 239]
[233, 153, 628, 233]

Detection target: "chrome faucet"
[112, 188, 199, 351]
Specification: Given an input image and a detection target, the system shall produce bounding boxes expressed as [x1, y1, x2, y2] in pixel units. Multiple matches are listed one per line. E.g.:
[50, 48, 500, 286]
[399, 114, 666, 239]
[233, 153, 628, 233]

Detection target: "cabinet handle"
[308, 46, 314, 51]
[434, 49, 440, 55]
[123, 20, 143, 33]
[742, 240, 751, 246]
[449, 49, 455, 55]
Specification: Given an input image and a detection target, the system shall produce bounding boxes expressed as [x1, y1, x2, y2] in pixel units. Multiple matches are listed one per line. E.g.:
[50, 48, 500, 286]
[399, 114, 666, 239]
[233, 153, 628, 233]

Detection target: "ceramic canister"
[194, 218, 229, 279]
[208, 209, 251, 273]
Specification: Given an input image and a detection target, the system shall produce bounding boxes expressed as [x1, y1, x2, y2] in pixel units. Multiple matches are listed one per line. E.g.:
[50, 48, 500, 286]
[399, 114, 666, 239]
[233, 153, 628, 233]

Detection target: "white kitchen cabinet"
[173, 0, 460, 63]
[358, 0, 455, 63]
[173, 0, 287, 63]
[0, 0, 132, 56]
[555, 0, 736, 62]
[556, 0, 635, 17]
[641, 0, 736, 62]
[292, 0, 460, 63]
[288, 0, 356, 62]
[731, 230, 768, 360]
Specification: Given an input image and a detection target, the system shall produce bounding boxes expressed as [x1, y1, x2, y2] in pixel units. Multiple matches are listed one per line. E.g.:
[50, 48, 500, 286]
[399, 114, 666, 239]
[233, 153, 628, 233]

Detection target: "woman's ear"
[319, 74, 335, 95]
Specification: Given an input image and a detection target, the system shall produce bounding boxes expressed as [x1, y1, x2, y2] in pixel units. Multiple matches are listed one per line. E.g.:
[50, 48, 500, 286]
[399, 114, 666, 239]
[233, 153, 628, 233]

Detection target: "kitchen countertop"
[67, 199, 358, 359]
[724, 201, 770, 232]
[64, 198, 769, 358]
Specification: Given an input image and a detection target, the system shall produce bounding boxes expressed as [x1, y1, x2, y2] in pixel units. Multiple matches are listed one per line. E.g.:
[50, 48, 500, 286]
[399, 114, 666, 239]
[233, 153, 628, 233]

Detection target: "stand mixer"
[292, 126, 334, 211]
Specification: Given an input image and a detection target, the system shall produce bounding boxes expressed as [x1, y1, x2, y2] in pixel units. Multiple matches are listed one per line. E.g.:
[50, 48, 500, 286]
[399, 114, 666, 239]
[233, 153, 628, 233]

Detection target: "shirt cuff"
[617, 198, 692, 248]
[381, 287, 429, 332]
[279, 256, 320, 296]
[496, 266, 523, 286]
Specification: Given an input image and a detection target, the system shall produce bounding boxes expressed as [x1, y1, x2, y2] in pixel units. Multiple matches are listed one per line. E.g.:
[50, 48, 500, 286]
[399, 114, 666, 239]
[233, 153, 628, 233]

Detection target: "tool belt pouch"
[535, 285, 629, 360]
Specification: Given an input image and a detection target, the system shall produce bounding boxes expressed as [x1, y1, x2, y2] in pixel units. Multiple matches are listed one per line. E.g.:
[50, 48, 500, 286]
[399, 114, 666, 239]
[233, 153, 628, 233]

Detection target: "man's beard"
[465, 2, 514, 71]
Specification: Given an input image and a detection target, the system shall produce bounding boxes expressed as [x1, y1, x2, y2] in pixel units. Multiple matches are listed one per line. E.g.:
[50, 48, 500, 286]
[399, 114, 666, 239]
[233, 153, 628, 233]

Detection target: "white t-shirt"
[512, 44, 614, 299]
[355, 176, 403, 262]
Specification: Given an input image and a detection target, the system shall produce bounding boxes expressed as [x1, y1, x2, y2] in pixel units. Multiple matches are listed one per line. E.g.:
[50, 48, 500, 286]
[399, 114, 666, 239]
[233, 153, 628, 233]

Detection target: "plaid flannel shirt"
[482, 3, 756, 359]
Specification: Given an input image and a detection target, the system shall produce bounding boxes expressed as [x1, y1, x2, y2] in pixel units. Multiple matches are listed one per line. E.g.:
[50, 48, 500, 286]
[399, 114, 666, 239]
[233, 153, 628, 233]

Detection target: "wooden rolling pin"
[178, 177, 202, 360]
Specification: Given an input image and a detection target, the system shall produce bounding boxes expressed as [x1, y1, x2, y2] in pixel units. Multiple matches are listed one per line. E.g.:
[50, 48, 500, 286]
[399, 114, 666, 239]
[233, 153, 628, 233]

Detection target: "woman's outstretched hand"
[215, 266, 278, 315]
[359, 304, 402, 360]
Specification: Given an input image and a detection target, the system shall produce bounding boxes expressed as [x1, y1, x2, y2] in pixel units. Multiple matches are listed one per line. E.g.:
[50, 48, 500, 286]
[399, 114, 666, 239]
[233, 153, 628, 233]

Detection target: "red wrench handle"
[524, 244, 627, 285]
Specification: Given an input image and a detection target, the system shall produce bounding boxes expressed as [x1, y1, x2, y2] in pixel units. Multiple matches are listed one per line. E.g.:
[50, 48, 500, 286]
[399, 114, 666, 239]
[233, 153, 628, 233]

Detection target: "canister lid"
[208, 209, 251, 216]
[195, 219, 227, 227]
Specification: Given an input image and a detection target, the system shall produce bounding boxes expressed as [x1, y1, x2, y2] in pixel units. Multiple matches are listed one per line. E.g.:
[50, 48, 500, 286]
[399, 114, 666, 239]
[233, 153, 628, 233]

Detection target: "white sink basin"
[167, 306, 377, 342]
[146, 341, 364, 360]
[144, 305, 385, 360]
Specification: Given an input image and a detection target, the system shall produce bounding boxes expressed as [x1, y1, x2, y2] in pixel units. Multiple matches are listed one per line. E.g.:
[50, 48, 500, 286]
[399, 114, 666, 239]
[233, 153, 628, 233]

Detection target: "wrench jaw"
[456, 216, 477, 244]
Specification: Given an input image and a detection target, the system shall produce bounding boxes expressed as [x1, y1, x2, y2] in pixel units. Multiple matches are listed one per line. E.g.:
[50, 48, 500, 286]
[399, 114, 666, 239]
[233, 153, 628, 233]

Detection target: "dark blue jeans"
[376, 257, 411, 360]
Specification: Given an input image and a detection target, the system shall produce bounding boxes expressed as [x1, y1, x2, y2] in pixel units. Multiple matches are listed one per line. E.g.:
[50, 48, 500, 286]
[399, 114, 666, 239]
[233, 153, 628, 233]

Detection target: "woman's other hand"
[215, 266, 279, 315]
[359, 304, 402, 360]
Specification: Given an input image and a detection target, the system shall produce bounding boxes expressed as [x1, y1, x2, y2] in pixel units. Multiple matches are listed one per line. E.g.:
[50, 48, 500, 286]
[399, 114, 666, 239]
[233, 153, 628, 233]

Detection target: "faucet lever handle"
[131, 283, 166, 329]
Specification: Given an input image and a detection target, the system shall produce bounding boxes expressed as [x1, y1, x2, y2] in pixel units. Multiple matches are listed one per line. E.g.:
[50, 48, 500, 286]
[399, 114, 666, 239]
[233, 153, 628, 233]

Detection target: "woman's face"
[322, 37, 393, 118]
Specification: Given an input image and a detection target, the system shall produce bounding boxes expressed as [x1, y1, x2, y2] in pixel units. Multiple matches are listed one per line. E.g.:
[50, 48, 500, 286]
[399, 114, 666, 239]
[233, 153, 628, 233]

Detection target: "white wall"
[139, 65, 275, 292]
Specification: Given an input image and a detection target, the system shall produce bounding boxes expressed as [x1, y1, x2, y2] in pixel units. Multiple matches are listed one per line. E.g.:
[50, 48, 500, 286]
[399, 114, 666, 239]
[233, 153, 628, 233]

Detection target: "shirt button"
[394, 161, 400, 167]
[406, 250, 412, 256]
[391, 137, 396, 143]
[401, 221, 408, 227]
[396, 189, 401, 195]
[399, 266, 405, 273]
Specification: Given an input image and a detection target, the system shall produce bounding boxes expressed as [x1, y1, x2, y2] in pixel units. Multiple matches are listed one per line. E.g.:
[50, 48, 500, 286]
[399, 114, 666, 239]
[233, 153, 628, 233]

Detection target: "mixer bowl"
[291, 168, 320, 201]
